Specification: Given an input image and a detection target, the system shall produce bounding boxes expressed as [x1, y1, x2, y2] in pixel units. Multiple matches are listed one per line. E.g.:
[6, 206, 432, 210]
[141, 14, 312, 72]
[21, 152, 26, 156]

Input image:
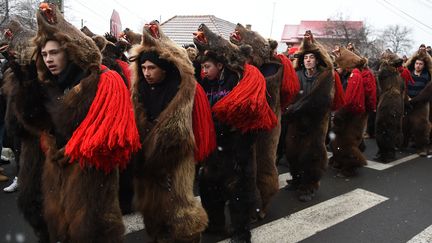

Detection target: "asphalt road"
[1, 139, 431, 243]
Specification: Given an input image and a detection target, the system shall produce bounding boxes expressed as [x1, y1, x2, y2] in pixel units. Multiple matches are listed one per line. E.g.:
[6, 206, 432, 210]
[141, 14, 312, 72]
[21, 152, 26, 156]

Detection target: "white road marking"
[407, 225, 432, 243]
[366, 154, 419, 170]
[218, 188, 388, 243]
[123, 213, 143, 235]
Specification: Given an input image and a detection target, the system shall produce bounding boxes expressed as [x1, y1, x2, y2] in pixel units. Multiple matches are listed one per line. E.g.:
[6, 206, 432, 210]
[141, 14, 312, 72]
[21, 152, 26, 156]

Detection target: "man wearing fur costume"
[403, 49, 432, 156]
[4, 3, 141, 242]
[1, 19, 37, 193]
[285, 30, 343, 201]
[330, 47, 377, 176]
[374, 50, 408, 162]
[129, 21, 216, 243]
[194, 23, 277, 242]
[229, 23, 300, 220]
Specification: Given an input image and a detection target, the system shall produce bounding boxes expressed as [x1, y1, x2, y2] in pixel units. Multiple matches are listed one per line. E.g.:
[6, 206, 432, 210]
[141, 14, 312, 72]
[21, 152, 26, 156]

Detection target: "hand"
[52, 147, 69, 167]
[104, 32, 117, 43]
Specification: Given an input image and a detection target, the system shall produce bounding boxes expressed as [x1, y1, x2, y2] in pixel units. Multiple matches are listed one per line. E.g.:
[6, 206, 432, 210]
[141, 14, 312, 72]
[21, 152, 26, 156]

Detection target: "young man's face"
[304, 53, 317, 70]
[201, 60, 223, 81]
[414, 59, 425, 73]
[41, 40, 67, 76]
[141, 60, 166, 85]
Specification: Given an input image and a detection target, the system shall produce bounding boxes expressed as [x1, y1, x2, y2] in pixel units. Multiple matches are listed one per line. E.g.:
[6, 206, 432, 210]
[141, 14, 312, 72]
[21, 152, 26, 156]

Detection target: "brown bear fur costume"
[129, 22, 208, 242]
[374, 51, 405, 162]
[330, 47, 374, 176]
[2, 61, 50, 242]
[2, 19, 36, 61]
[229, 23, 299, 218]
[4, 3, 139, 242]
[121, 28, 142, 46]
[287, 31, 335, 201]
[193, 23, 277, 241]
[403, 50, 432, 155]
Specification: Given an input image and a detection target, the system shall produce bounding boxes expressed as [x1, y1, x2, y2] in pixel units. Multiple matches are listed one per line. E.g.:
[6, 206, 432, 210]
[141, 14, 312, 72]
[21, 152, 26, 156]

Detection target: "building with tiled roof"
[281, 20, 364, 48]
[160, 15, 236, 46]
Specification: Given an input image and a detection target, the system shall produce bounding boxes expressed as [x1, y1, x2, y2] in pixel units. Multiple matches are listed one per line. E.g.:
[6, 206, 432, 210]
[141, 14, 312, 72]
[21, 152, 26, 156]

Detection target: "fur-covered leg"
[284, 123, 302, 191]
[292, 115, 329, 202]
[331, 112, 368, 175]
[17, 135, 50, 242]
[255, 122, 280, 217]
[65, 167, 124, 243]
[136, 156, 208, 242]
[408, 103, 431, 155]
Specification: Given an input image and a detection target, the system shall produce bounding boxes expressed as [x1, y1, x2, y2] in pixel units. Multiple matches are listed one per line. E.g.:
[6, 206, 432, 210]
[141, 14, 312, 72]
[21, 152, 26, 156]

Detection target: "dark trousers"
[199, 131, 255, 240]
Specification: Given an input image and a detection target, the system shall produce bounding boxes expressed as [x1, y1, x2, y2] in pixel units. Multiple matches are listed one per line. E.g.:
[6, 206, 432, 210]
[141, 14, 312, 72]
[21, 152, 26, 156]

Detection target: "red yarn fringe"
[212, 64, 277, 133]
[276, 54, 300, 109]
[65, 65, 141, 173]
[193, 83, 216, 162]
[116, 59, 131, 88]
[361, 68, 377, 112]
[398, 66, 414, 86]
[344, 68, 365, 114]
[332, 71, 346, 111]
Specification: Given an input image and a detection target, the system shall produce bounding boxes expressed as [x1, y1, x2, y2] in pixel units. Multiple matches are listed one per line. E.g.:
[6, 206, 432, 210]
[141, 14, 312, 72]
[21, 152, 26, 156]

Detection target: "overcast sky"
[65, 0, 432, 54]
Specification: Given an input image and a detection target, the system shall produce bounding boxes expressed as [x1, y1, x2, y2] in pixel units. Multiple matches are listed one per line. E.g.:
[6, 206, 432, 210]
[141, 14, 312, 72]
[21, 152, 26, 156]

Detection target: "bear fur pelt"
[8, 3, 133, 242]
[375, 51, 405, 162]
[229, 23, 299, 218]
[402, 50, 432, 154]
[129, 21, 208, 242]
[2, 61, 50, 242]
[330, 47, 376, 175]
[285, 31, 335, 201]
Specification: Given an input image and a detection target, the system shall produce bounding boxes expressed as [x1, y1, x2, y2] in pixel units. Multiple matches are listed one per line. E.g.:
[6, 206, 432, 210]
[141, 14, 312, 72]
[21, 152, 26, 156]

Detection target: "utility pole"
[5, 0, 9, 18]
[269, 2, 276, 37]
[0, 0, 10, 26]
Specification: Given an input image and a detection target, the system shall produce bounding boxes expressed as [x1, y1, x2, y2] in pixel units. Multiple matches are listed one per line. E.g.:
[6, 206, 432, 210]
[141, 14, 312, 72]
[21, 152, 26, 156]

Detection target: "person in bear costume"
[403, 49, 432, 156]
[129, 21, 216, 242]
[374, 50, 408, 162]
[229, 23, 300, 220]
[193, 23, 277, 242]
[330, 47, 376, 176]
[285, 30, 336, 201]
[4, 3, 141, 242]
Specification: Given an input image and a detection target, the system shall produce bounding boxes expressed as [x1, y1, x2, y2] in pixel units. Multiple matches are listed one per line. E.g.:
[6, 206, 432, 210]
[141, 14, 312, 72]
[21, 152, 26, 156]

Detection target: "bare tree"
[0, 0, 38, 29]
[322, 13, 370, 55]
[379, 25, 412, 55]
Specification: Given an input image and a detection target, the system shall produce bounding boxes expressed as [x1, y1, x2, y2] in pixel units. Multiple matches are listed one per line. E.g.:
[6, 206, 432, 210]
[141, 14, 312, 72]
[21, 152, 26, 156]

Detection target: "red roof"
[281, 20, 364, 43]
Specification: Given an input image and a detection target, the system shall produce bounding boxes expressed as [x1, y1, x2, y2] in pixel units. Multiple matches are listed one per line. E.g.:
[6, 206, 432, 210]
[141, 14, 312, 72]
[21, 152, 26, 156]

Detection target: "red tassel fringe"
[116, 59, 131, 89]
[344, 68, 365, 114]
[212, 64, 278, 133]
[361, 68, 377, 112]
[65, 65, 141, 173]
[193, 83, 217, 162]
[398, 66, 414, 86]
[332, 71, 346, 111]
[276, 54, 300, 109]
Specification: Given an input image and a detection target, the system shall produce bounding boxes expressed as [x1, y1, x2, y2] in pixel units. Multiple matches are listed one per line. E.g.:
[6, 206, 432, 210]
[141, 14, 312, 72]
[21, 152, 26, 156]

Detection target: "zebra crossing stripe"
[123, 172, 293, 235]
[366, 154, 419, 170]
[218, 188, 388, 243]
[407, 225, 432, 243]
[123, 213, 144, 235]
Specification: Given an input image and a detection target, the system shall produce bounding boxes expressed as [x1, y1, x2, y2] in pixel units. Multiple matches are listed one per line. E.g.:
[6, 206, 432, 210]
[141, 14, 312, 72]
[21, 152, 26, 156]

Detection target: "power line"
[376, 0, 432, 37]
[381, 0, 432, 31]
[417, 0, 432, 9]
[112, 0, 145, 21]
[74, 0, 107, 22]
